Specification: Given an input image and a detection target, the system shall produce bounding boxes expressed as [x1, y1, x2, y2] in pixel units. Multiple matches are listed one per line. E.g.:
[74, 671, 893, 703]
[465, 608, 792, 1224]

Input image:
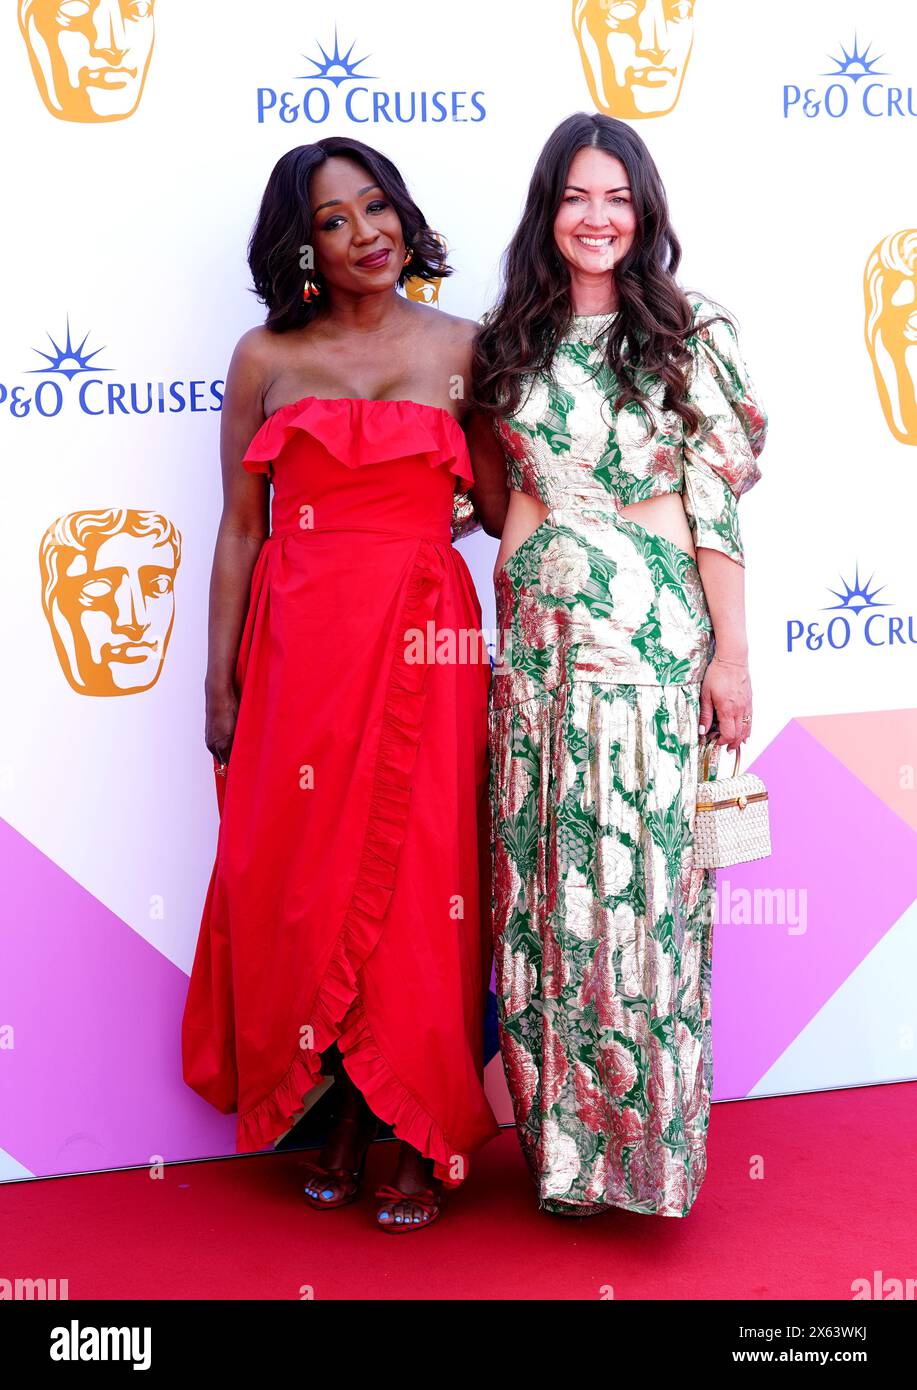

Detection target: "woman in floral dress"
[472, 113, 768, 1217]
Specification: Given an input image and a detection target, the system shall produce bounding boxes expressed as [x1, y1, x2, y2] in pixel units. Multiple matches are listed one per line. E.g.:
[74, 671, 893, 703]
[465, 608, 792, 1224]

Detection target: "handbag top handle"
[701, 736, 741, 783]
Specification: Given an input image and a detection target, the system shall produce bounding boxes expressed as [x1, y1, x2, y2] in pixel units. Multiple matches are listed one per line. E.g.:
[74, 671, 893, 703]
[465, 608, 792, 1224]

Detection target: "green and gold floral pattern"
[489, 298, 767, 1217]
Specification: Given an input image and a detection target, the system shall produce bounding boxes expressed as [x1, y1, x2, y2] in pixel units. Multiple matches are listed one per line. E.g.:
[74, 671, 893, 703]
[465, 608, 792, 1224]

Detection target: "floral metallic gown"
[489, 295, 768, 1217]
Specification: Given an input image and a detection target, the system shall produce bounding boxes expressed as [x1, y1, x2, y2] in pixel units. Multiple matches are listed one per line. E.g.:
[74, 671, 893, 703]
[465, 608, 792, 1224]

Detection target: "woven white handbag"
[694, 737, 771, 869]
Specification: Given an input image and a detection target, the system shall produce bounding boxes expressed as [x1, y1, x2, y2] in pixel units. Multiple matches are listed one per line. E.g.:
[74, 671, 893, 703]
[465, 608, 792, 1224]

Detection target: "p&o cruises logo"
[1, 317, 223, 419]
[784, 33, 917, 119]
[787, 566, 916, 654]
[257, 28, 486, 125]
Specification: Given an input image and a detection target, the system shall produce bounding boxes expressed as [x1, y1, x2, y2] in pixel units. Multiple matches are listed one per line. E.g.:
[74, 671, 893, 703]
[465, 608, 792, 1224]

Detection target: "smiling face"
[309, 157, 408, 301]
[573, 0, 695, 119]
[553, 146, 638, 296]
[20, 0, 156, 123]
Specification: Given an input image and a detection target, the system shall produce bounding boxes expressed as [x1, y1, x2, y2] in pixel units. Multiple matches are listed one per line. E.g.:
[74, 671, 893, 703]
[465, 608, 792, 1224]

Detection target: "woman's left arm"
[682, 302, 768, 752]
[696, 549, 752, 753]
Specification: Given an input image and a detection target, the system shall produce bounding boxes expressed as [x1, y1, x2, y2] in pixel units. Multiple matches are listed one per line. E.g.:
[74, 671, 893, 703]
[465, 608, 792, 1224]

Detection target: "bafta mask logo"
[572, 0, 695, 119]
[865, 231, 917, 445]
[404, 277, 442, 306]
[404, 233, 448, 307]
[19, 0, 156, 124]
[40, 509, 181, 696]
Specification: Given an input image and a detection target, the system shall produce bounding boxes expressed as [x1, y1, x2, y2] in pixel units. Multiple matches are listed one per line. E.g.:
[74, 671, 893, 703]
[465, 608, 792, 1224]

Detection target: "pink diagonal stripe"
[798, 708, 917, 832]
[0, 816, 235, 1178]
[711, 719, 917, 1100]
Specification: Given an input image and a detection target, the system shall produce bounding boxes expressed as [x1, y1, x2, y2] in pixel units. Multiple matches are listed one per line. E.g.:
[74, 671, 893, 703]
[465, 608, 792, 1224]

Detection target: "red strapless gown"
[181, 397, 499, 1185]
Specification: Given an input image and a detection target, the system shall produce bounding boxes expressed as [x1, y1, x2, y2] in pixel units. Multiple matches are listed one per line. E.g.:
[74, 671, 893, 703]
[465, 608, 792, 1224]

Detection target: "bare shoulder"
[221, 325, 281, 419]
[420, 305, 478, 371]
[434, 308, 480, 346]
[405, 300, 477, 343]
[229, 324, 277, 373]
[401, 302, 475, 393]
[226, 323, 304, 408]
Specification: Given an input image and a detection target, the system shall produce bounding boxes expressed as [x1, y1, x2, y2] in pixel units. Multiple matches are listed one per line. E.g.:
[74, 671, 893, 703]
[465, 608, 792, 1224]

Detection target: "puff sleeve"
[681, 301, 768, 566]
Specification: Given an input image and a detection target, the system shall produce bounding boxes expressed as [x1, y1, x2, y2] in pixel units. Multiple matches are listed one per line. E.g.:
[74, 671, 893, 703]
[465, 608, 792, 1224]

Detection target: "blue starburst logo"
[28, 316, 112, 379]
[821, 34, 889, 82]
[298, 29, 375, 86]
[822, 565, 890, 616]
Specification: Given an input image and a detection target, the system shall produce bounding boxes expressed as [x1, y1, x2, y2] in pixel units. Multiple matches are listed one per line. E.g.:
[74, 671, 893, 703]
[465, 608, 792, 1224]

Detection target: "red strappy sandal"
[374, 1183, 441, 1233]
[301, 1117, 378, 1210]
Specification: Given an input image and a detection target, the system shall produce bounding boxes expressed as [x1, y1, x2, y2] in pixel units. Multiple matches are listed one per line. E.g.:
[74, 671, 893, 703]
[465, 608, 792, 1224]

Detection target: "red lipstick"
[355, 248, 391, 269]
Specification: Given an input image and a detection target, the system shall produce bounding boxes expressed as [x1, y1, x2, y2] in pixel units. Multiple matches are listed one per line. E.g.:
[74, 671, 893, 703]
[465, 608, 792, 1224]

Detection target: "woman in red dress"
[181, 137, 508, 1231]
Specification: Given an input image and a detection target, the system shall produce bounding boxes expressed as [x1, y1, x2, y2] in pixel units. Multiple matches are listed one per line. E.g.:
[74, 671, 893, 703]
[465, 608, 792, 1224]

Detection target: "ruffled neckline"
[241, 394, 473, 484]
[267, 393, 463, 426]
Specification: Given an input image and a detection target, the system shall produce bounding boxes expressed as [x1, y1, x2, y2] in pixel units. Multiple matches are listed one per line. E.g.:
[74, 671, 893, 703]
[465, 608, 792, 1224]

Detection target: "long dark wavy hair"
[473, 112, 732, 433]
[248, 137, 451, 333]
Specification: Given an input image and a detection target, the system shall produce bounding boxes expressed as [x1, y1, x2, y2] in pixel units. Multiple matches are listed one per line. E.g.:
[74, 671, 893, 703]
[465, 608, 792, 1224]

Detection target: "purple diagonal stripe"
[0, 817, 235, 1178]
[711, 719, 917, 1100]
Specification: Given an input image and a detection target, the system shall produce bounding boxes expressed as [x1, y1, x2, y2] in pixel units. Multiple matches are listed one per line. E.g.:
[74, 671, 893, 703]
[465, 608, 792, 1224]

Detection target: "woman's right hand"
[205, 683, 239, 768]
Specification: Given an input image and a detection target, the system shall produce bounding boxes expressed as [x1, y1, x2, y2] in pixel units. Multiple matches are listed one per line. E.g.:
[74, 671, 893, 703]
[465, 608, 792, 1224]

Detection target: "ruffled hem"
[242, 395, 474, 487]
[235, 539, 472, 1188]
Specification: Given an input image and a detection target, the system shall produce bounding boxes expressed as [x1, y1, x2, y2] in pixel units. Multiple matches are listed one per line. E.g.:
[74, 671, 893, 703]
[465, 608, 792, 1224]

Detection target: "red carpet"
[4, 1082, 914, 1300]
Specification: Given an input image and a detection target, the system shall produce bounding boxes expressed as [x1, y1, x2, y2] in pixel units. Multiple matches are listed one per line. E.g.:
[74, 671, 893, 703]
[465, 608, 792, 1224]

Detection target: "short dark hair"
[247, 136, 451, 333]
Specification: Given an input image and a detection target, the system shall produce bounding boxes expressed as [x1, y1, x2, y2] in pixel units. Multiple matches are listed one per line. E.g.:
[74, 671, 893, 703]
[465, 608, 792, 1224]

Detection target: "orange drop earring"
[303, 276, 322, 302]
[403, 247, 414, 267]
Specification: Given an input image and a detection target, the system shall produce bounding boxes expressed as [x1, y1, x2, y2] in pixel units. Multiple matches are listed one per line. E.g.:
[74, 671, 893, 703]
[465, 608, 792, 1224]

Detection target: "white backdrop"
[2, 0, 916, 1183]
